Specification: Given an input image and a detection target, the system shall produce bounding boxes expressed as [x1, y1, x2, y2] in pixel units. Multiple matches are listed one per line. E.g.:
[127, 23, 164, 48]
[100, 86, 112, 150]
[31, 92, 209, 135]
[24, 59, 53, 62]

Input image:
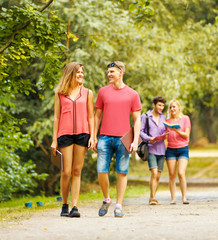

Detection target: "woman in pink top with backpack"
[51, 62, 94, 217]
[165, 99, 191, 205]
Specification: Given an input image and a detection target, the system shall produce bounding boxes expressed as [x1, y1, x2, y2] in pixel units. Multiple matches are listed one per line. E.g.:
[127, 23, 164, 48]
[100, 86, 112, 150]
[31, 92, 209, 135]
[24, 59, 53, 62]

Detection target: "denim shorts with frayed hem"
[148, 153, 165, 172]
[97, 135, 129, 174]
[165, 146, 189, 161]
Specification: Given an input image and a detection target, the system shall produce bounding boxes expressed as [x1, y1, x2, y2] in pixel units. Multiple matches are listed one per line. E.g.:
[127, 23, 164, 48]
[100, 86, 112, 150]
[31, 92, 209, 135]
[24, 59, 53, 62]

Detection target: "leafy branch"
[0, 0, 54, 53]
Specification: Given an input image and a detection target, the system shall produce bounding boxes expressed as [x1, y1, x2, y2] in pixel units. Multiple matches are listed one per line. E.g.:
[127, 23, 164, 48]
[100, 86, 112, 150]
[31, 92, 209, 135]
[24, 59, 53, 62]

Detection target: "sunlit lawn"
[189, 144, 218, 151]
[129, 148, 218, 179]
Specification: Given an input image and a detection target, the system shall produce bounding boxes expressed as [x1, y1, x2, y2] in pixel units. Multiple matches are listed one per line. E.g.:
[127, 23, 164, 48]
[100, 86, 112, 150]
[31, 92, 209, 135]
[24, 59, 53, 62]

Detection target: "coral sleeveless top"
[57, 87, 89, 138]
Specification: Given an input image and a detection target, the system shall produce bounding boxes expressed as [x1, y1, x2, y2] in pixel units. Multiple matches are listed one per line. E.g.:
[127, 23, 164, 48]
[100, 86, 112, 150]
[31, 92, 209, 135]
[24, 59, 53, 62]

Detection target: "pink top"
[57, 87, 89, 138]
[166, 115, 191, 148]
[95, 84, 142, 136]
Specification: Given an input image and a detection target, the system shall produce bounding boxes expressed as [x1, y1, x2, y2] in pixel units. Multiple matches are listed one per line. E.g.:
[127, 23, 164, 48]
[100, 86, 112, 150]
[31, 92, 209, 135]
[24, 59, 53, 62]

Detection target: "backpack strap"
[145, 113, 149, 137]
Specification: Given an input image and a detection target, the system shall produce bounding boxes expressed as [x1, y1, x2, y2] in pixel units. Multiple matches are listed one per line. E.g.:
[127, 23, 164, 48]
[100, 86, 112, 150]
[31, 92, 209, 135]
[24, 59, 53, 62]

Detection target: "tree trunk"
[201, 106, 216, 143]
[190, 111, 199, 144]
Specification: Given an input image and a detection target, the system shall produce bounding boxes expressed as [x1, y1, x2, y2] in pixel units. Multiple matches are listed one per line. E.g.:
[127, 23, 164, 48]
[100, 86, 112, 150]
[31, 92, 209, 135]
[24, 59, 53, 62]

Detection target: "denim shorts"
[97, 135, 129, 174]
[165, 146, 189, 161]
[148, 154, 165, 172]
[58, 133, 90, 148]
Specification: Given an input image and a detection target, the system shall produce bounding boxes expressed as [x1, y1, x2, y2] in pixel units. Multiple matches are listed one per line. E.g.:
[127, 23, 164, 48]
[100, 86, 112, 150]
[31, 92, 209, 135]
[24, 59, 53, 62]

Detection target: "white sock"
[115, 203, 122, 209]
[104, 196, 111, 203]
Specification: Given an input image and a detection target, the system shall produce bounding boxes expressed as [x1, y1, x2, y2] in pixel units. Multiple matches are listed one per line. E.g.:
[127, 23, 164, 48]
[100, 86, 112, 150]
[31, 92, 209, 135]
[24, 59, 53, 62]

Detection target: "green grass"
[190, 148, 218, 151]
[129, 157, 218, 178]
[186, 157, 217, 177]
[0, 195, 62, 223]
[190, 143, 218, 151]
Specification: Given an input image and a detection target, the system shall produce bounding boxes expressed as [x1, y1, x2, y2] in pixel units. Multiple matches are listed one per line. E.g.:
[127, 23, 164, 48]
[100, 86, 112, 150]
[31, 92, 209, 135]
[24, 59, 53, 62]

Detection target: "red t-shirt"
[166, 115, 191, 148]
[95, 84, 142, 136]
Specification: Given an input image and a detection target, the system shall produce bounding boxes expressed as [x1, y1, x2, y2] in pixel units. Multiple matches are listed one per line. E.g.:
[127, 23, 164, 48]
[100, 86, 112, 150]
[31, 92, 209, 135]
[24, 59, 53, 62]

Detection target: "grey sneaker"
[98, 200, 112, 216]
[114, 207, 124, 218]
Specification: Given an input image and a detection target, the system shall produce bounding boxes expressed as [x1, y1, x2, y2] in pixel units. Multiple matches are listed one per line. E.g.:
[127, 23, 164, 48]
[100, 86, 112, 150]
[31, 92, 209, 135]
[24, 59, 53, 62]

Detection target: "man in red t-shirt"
[94, 61, 142, 217]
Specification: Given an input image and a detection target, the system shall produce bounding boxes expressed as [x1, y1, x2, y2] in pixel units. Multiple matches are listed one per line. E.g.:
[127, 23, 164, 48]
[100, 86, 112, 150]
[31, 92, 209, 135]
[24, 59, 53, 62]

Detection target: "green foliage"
[82, 152, 98, 183]
[0, 2, 66, 90]
[0, 159, 47, 202]
[129, 0, 154, 24]
[119, 1, 218, 119]
[0, 0, 66, 200]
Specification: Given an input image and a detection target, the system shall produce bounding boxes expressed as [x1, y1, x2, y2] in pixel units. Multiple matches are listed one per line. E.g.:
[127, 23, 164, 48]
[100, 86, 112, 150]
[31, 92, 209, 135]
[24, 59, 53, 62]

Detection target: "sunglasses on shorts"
[107, 62, 121, 70]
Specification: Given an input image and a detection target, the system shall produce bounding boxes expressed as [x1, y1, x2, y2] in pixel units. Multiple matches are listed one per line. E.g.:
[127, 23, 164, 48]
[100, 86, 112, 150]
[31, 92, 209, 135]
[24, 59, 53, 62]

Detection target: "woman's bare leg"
[60, 145, 74, 204]
[178, 158, 188, 202]
[167, 160, 177, 201]
[71, 144, 86, 207]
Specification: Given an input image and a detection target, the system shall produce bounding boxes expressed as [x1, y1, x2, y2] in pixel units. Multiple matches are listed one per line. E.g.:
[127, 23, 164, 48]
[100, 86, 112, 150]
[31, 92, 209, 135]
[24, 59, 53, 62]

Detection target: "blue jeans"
[97, 135, 129, 174]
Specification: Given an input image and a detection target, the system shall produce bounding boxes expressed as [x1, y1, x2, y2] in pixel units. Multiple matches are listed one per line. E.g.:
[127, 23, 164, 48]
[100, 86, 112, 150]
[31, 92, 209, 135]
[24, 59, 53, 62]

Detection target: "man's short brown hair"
[152, 96, 166, 105]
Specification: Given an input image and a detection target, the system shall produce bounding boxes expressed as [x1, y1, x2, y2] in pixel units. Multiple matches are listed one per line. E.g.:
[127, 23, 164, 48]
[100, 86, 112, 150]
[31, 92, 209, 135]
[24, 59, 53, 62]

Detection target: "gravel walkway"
[1, 187, 218, 240]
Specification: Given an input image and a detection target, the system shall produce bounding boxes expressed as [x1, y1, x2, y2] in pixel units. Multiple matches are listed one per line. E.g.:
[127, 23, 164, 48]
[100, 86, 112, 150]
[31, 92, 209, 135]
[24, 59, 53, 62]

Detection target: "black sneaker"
[60, 204, 69, 217]
[69, 206, 80, 218]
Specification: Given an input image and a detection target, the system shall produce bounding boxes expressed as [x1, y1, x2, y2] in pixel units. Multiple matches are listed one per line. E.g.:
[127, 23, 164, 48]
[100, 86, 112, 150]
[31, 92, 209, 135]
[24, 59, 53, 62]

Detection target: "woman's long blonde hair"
[167, 99, 183, 119]
[55, 62, 84, 95]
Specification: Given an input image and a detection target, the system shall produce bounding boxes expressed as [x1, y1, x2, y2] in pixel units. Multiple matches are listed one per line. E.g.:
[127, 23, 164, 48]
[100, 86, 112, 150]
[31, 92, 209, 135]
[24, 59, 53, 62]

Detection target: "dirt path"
[1, 187, 218, 240]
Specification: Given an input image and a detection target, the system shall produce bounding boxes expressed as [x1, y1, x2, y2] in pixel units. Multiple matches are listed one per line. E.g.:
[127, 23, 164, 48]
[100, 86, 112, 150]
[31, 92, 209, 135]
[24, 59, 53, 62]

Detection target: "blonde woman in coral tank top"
[51, 62, 94, 217]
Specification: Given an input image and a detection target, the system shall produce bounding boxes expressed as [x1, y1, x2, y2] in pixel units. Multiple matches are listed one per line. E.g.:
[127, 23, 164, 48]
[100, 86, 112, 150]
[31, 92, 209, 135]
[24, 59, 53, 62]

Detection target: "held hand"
[163, 131, 170, 139]
[51, 141, 58, 156]
[129, 141, 138, 153]
[171, 127, 178, 132]
[93, 139, 98, 153]
[150, 137, 156, 144]
[88, 137, 95, 151]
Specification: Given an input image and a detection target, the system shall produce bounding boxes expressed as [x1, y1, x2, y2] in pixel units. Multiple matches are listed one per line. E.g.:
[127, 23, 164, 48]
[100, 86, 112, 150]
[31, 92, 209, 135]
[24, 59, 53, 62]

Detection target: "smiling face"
[169, 101, 180, 118]
[71, 66, 84, 88]
[153, 102, 165, 114]
[75, 67, 84, 86]
[107, 67, 122, 85]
